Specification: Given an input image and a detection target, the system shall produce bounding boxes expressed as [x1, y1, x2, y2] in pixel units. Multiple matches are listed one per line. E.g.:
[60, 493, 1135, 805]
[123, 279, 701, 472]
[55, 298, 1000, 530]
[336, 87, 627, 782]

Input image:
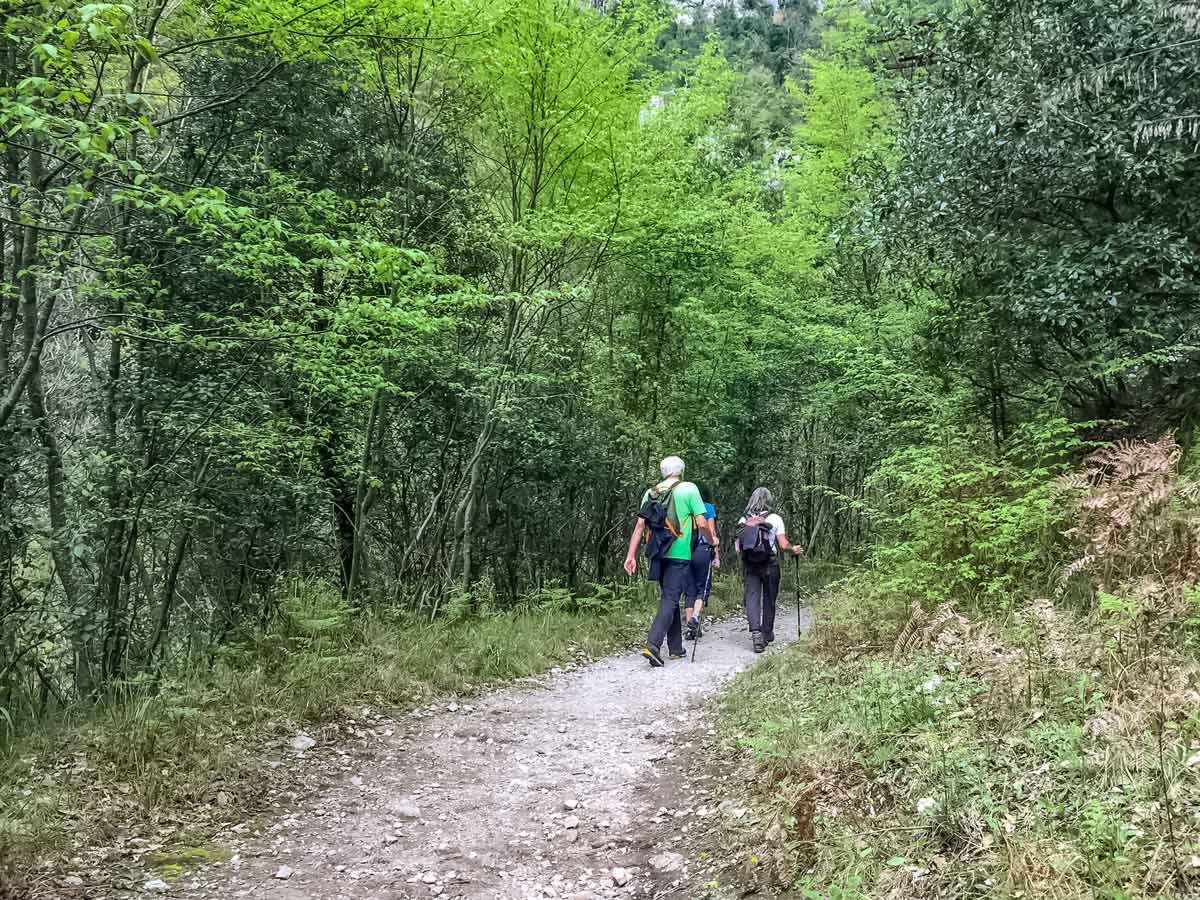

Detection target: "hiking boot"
[752, 631, 766, 653]
[686, 616, 702, 641]
[669, 649, 687, 660]
[642, 645, 664, 668]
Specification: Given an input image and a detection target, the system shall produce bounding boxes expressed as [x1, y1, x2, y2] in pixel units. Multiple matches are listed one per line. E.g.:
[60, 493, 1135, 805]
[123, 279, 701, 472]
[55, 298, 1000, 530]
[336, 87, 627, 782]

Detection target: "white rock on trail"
[62, 876, 84, 887]
[143, 879, 170, 893]
[393, 799, 422, 819]
[273, 866, 293, 880]
[610, 868, 631, 887]
[291, 733, 316, 752]
[649, 852, 685, 873]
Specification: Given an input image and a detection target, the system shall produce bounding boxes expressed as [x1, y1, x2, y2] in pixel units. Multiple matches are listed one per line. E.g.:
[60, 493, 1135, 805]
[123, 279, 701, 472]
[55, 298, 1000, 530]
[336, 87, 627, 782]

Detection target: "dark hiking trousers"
[744, 561, 781, 636]
[690, 542, 714, 603]
[648, 559, 695, 655]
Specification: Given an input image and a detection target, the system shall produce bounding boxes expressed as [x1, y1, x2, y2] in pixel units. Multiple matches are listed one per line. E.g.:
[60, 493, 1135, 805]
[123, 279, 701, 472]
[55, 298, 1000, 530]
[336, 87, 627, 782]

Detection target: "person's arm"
[776, 531, 804, 555]
[623, 518, 645, 575]
[684, 486, 715, 546]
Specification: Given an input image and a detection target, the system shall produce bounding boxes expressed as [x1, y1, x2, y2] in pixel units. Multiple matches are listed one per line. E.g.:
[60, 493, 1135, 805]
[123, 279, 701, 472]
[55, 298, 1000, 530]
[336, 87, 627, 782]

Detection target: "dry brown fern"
[893, 601, 927, 658]
[1057, 434, 1200, 604]
[893, 601, 970, 658]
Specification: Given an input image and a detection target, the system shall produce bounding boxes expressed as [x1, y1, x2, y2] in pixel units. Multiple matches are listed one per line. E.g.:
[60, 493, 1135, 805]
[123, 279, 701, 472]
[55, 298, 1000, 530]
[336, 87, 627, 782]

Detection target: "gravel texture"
[172, 607, 810, 900]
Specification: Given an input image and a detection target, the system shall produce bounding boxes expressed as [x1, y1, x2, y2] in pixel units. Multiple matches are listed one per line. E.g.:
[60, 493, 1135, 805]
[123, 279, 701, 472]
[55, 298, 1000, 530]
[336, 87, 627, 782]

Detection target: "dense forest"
[0, 0, 873, 717]
[3, 0, 1200, 895]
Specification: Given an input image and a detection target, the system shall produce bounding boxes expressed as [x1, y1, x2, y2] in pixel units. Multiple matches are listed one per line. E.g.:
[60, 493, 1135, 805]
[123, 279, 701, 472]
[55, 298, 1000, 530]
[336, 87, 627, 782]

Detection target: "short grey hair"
[660, 455, 685, 478]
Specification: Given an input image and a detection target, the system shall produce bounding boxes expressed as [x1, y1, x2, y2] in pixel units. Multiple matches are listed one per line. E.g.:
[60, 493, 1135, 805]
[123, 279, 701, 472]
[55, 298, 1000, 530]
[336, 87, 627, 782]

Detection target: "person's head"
[745, 486, 774, 516]
[659, 455, 685, 480]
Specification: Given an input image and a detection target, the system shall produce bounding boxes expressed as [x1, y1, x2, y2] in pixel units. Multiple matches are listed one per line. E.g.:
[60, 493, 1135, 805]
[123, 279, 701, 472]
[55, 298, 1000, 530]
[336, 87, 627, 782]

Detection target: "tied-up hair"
[744, 486, 774, 518]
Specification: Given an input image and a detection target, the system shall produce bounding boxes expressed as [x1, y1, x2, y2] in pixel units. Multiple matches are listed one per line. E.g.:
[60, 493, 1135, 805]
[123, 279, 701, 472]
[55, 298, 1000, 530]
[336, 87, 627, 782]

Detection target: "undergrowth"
[718, 589, 1200, 899]
[0, 574, 739, 889]
[712, 434, 1200, 899]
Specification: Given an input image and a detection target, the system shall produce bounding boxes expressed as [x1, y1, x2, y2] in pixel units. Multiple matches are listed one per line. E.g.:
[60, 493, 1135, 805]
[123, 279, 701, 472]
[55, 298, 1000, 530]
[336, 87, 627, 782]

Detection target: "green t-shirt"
[641, 480, 707, 560]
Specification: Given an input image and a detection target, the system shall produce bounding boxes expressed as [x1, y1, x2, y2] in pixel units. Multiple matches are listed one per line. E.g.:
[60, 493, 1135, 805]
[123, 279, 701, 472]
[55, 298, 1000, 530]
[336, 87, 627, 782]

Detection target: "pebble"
[394, 799, 422, 819]
[649, 852, 685, 873]
[563, 796, 578, 810]
[63, 876, 84, 887]
[143, 879, 170, 893]
[291, 733, 316, 752]
[273, 866, 293, 880]
[563, 815, 580, 830]
[611, 868, 631, 887]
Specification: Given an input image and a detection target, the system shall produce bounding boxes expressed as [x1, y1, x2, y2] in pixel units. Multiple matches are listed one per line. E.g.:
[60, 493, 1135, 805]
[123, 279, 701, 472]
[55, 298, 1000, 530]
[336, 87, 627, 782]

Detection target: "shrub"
[866, 418, 1087, 610]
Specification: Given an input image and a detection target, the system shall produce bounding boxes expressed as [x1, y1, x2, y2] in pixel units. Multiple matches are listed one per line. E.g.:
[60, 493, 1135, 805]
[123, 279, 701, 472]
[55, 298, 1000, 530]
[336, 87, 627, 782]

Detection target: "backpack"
[639, 482, 685, 581]
[737, 514, 774, 566]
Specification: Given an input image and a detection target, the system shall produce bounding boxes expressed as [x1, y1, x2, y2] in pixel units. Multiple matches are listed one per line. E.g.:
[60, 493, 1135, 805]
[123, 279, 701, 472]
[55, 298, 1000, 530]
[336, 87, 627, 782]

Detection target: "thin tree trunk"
[145, 527, 192, 668]
[348, 391, 384, 601]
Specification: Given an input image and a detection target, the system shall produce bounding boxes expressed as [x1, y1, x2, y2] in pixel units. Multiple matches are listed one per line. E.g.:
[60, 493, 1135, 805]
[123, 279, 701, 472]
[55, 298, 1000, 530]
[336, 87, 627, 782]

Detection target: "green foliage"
[4, 0, 1200, 891]
[866, 419, 1089, 608]
[869, 0, 1200, 421]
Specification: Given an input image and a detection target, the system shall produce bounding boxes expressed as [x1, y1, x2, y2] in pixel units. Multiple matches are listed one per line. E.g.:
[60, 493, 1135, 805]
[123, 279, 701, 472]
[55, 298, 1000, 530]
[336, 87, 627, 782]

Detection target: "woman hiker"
[735, 487, 802, 653]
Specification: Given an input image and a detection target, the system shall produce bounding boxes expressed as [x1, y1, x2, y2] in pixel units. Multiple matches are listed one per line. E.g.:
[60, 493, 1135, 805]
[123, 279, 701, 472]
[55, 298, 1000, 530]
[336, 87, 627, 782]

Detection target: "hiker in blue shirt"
[685, 498, 719, 641]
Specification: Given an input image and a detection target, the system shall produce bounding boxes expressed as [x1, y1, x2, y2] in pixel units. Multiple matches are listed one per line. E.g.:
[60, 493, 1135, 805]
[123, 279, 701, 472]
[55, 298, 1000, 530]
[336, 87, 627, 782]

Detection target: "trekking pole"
[692, 557, 713, 663]
[793, 554, 802, 639]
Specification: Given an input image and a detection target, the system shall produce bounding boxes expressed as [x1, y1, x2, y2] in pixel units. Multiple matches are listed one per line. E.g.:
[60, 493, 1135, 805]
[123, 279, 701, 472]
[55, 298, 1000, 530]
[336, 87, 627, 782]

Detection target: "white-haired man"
[623, 456, 718, 666]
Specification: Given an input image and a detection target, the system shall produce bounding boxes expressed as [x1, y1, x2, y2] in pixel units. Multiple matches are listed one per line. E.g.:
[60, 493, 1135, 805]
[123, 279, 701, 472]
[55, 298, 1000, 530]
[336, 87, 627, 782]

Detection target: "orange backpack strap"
[664, 482, 686, 537]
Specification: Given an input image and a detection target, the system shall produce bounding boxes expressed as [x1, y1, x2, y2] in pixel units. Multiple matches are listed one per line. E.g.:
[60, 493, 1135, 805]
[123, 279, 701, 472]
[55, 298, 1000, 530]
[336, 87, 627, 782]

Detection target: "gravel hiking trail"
[176, 608, 809, 900]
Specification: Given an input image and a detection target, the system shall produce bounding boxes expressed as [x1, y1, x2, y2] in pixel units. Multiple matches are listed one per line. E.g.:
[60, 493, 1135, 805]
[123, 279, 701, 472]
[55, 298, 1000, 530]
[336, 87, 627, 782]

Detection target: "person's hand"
[623, 555, 637, 576]
[713, 556, 721, 569]
[792, 544, 805, 556]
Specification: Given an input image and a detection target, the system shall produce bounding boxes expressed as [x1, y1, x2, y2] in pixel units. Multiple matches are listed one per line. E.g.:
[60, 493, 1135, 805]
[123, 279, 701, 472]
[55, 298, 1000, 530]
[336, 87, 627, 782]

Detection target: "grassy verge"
[712, 585, 1200, 900]
[1, 575, 741, 893]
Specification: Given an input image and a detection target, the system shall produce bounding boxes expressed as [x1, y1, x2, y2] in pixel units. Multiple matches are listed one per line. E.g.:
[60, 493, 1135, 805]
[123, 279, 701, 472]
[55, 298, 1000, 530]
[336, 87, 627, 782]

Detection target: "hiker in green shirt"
[623, 456, 718, 666]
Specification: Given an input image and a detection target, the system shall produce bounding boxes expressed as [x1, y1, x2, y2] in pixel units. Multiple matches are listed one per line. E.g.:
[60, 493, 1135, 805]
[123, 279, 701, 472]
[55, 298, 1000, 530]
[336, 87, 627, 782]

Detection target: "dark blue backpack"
[639, 482, 684, 581]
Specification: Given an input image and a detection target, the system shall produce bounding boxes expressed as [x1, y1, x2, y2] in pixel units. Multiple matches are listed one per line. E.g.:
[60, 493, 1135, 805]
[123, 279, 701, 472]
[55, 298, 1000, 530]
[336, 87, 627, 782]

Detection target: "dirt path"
[175, 609, 809, 900]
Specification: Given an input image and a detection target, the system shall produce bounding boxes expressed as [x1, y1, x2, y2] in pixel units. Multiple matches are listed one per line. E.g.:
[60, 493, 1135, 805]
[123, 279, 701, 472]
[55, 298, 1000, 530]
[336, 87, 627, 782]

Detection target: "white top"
[738, 512, 787, 551]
